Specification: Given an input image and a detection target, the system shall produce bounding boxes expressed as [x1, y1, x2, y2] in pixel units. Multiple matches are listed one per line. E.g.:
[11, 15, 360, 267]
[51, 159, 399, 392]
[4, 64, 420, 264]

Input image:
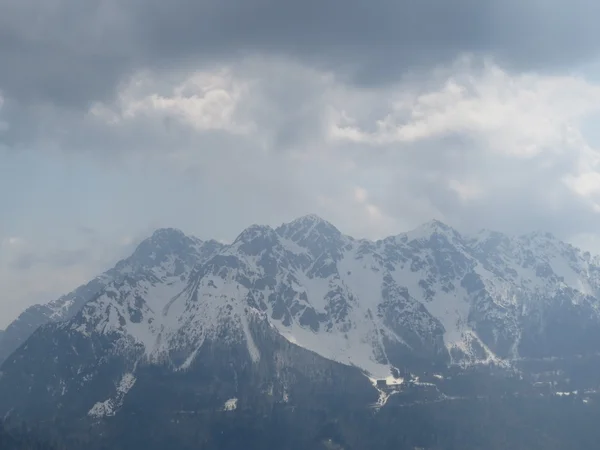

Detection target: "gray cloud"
[379, 138, 599, 238]
[7, 246, 93, 271]
[48, 249, 94, 268]
[3, 0, 600, 326]
[8, 252, 38, 271]
[1, 0, 600, 109]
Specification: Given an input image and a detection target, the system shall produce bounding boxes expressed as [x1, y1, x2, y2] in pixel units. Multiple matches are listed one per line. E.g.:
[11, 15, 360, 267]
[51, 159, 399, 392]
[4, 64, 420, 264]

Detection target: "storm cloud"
[2, 0, 600, 326]
[2, 0, 600, 108]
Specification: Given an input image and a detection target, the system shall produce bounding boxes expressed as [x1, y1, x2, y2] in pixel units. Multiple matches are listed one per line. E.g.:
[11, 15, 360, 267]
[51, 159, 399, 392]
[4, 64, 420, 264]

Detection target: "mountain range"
[1, 215, 600, 448]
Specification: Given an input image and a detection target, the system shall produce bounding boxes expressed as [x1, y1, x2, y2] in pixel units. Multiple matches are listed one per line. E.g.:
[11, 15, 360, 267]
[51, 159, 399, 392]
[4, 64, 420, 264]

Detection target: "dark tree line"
[4, 390, 600, 450]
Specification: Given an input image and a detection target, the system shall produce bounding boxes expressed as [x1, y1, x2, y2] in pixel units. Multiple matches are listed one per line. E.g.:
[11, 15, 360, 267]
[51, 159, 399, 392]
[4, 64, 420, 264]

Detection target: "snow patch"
[88, 373, 136, 418]
[384, 375, 404, 386]
[367, 376, 402, 409]
[223, 398, 238, 411]
[240, 312, 261, 363]
[178, 346, 201, 371]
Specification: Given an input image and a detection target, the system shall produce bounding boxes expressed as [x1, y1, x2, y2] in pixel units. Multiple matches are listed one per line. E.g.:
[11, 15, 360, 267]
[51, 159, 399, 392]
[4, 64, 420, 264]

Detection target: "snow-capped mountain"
[2, 215, 600, 420]
[0, 229, 223, 364]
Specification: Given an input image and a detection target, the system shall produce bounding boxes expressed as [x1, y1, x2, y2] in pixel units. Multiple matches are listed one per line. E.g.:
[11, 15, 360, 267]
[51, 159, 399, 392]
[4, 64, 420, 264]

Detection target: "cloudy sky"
[2, 0, 600, 326]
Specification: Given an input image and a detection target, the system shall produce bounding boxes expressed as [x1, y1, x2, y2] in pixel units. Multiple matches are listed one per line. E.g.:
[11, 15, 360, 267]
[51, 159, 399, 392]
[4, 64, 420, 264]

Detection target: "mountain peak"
[134, 227, 193, 252]
[122, 227, 201, 270]
[233, 224, 277, 244]
[275, 214, 344, 258]
[231, 224, 280, 256]
[519, 230, 558, 242]
[292, 213, 329, 224]
[466, 228, 511, 254]
[424, 218, 453, 230]
[470, 228, 510, 243]
[405, 219, 461, 242]
[149, 227, 187, 240]
[277, 214, 341, 238]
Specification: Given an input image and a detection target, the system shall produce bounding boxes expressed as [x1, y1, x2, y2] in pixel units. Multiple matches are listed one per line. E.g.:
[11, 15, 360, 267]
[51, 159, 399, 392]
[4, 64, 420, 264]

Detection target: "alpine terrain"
[2, 215, 600, 449]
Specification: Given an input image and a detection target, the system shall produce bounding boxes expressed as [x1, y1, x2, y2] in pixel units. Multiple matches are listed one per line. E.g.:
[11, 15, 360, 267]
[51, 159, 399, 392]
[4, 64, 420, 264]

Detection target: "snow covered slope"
[0, 228, 223, 364]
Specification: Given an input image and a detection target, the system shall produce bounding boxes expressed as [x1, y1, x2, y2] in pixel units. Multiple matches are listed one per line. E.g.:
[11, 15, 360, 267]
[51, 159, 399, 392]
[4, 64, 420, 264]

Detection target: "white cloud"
[354, 186, 368, 203]
[2, 236, 24, 247]
[75, 56, 600, 239]
[564, 171, 600, 198]
[89, 69, 252, 134]
[330, 57, 600, 159]
[448, 180, 484, 202]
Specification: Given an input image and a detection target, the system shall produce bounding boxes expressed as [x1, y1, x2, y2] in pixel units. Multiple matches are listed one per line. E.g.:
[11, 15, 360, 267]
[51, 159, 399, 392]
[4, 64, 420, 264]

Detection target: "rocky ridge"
[2, 215, 600, 420]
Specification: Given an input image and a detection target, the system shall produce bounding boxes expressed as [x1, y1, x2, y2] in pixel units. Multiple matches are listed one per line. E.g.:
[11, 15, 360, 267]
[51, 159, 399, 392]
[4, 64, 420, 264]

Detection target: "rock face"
[2, 216, 600, 421]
